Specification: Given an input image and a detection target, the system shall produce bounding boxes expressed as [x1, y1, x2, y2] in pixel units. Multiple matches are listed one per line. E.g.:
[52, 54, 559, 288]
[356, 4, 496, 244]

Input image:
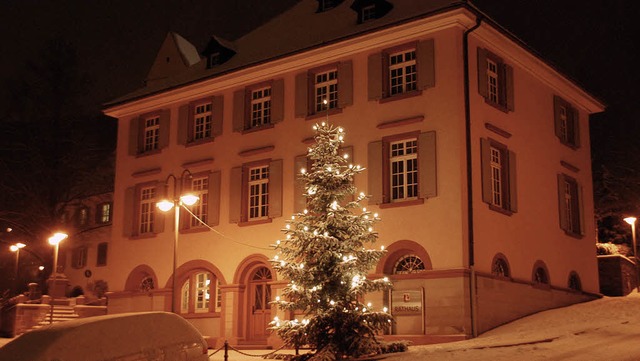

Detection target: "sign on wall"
[391, 288, 423, 315]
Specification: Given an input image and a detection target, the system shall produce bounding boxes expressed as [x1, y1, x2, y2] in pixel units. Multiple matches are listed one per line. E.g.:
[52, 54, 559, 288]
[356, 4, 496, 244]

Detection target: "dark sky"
[0, 0, 638, 149]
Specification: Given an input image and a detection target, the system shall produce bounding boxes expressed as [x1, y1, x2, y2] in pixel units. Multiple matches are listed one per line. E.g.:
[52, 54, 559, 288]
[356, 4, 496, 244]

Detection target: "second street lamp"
[10, 242, 26, 294]
[624, 217, 639, 292]
[156, 170, 199, 313]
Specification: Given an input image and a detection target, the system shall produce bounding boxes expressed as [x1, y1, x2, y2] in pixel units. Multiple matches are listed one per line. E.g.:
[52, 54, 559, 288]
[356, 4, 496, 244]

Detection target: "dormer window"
[208, 52, 221, 67]
[202, 36, 236, 69]
[316, 0, 342, 12]
[351, 0, 393, 24]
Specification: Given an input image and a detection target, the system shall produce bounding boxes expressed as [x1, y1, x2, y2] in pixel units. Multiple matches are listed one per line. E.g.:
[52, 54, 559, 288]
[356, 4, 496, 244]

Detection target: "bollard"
[224, 340, 229, 361]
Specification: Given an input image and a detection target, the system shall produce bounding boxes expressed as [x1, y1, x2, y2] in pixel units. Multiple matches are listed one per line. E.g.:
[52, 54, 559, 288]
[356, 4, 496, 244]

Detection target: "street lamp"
[156, 170, 199, 313]
[624, 217, 639, 292]
[48, 232, 68, 286]
[10, 242, 26, 294]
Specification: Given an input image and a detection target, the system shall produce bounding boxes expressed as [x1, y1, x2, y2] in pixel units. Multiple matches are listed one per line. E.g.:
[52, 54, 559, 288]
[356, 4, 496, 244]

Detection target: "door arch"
[247, 266, 272, 341]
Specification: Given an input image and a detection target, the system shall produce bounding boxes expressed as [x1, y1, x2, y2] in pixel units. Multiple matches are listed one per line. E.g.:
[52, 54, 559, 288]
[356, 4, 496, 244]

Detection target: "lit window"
[315, 69, 338, 112]
[98, 203, 112, 224]
[388, 49, 416, 96]
[143, 116, 160, 152]
[180, 271, 218, 314]
[190, 177, 209, 227]
[195, 272, 211, 312]
[251, 87, 272, 128]
[139, 187, 155, 234]
[77, 207, 89, 227]
[248, 166, 269, 220]
[390, 139, 418, 201]
[193, 102, 212, 140]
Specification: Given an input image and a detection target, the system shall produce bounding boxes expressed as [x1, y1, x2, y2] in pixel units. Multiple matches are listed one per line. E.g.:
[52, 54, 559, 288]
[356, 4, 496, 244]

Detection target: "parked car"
[0, 311, 209, 361]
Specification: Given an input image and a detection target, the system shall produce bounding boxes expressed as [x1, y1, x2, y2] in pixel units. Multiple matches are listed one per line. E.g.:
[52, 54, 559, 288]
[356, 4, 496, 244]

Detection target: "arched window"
[532, 261, 550, 285]
[568, 271, 582, 291]
[491, 254, 510, 278]
[180, 271, 221, 314]
[393, 255, 426, 274]
[140, 276, 154, 292]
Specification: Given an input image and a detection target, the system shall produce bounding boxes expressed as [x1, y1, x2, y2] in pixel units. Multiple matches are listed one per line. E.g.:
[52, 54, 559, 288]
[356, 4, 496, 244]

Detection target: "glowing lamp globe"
[156, 200, 175, 212]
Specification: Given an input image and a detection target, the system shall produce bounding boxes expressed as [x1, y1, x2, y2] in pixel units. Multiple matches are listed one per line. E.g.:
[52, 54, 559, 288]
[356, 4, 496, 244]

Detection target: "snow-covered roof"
[174, 32, 201, 66]
[106, 0, 468, 106]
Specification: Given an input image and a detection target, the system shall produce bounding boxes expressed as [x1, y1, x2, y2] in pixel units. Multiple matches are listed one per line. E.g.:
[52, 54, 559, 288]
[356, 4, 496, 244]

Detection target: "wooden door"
[249, 267, 272, 340]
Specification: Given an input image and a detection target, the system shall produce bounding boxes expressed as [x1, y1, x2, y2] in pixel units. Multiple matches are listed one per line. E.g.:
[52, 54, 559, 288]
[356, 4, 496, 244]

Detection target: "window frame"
[295, 62, 352, 119]
[96, 242, 108, 267]
[97, 202, 113, 224]
[76, 206, 90, 227]
[389, 138, 419, 202]
[554, 95, 580, 148]
[481, 138, 517, 214]
[230, 159, 283, 226]
[180, 270, 221, 317]
[477, 48, 514, 112]
[185, 175, 210, 229]
[71, 246, 88, 269]
[557, 173, 584, 237]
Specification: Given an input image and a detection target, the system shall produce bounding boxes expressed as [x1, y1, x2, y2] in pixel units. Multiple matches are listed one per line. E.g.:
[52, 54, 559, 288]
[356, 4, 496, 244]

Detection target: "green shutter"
[508, 150, 517, 212]
[418, 131, 437, 199]
[477, 48, 488, 99]
[208, 171, 221, 227]
[505, 64, 515, 111]
[416, 39, 435, 90]
[212, 96, 224, 137]
[557, 174, 568, 231]
[269, 159, 283, 218]
[367, 141, 383, 205]
[232, 89, 246, 132]
[367, 53, 383, 101]
[572, 108, 581, 148]
[128, 117, 141, 156]
[271, 78, 285, 123]
[158, 109, 171, 149]
[553, 95, 563, 139]
[293, 155, 308, 213]
[229, 167, 242, 224]
[480, 138, 492, 204]
[177, 104, 189, 145]
[123, 187, 135, 236]
[154, 182, 165, 233]
[295, 72, 309, 118]
[338, 61, 353, 108]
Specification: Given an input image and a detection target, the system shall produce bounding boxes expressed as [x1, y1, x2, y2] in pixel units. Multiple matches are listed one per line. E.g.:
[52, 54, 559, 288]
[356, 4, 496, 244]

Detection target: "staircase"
[30, 298, 80, 332]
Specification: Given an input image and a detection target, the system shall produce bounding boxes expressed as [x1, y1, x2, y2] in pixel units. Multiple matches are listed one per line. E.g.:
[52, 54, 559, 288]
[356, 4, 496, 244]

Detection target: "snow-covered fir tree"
[271, 119, 393, 361]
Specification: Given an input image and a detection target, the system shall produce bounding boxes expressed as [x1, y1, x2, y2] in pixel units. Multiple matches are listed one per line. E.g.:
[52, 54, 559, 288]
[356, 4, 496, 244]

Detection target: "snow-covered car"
[0, 311, 209, 361]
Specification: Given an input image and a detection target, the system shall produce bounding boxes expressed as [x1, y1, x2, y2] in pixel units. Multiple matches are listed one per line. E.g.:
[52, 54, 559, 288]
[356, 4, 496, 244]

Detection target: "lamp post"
[624, 217, 639, 292]
[10, 242, 26, 294]
[48, 232, 68, 295]
[156, 170, 199, 313]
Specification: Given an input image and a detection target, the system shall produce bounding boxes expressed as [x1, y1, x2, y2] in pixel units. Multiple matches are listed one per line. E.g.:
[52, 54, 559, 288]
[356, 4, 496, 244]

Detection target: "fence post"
[224, 340, 229, 361]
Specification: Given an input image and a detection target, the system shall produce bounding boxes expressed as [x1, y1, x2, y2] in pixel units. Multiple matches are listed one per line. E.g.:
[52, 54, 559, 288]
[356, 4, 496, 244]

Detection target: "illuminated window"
[180, 271, 219, 314]
[189, 177, 209, 227]
[98, 203, 112, 224]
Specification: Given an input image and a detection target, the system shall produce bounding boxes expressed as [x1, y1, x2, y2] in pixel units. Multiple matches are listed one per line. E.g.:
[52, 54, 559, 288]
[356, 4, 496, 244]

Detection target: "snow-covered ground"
[386, 291, 640, 361]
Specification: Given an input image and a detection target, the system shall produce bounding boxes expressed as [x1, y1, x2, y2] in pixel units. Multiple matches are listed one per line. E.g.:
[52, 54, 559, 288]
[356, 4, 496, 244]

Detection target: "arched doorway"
[248, 266, 272, 341]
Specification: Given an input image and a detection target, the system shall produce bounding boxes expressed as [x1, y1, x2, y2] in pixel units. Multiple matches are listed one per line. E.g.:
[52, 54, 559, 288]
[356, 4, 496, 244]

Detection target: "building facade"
[99, 0, 604, 347]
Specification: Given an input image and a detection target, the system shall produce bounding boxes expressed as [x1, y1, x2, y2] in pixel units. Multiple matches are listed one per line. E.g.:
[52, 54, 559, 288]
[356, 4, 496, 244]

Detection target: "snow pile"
[387, 292, 640, 361]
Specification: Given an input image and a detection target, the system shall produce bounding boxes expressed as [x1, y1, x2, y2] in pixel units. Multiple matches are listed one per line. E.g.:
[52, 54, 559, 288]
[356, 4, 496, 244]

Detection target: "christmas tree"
[271, 119, 393, 361]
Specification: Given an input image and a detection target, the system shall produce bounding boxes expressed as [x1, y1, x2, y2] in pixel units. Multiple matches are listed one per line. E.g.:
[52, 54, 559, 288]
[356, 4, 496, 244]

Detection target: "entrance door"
[249, 267, 272, 340]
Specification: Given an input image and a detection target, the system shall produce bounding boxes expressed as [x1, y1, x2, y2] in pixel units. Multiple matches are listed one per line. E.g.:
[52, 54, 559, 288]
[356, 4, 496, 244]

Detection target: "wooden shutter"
[212, 95, 224, 137]
[293, 155, 308, 214]
[337, 61, 353, 108]
[416, 39, 436, 90]
[367, 52, 383, 101]
[578, 183, 585, 235]
[505, 64, 515, 111]
[572, 108, 581, 148]
[128, 117, 141, 156]
[477, 48, 488, 99]
[233, 89, 246, 132]
[367, 141, 383, 205]
[418, 131, 437, 199]
[123, 187, 135, 236]
[229, 167, 243, 224]
[295, 72, 309, 118]
[271, 78, 285, 123]
[177, 104, 189, 145]
[553, 95, 563, 139]
[480, 138, 492, 204]
[154, 183, 165, 233]
[208, 171, 221, 227]
[507, 150, 517, 212]
[269, 159, 283, 219]
[557, 174, 568, 231]
[158, 109, 171, 149]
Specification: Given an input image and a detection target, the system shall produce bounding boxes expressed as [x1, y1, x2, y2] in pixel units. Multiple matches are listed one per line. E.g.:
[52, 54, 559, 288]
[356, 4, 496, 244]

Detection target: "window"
[367, 39, 435, 101]
[72, 247, 87, 269]
[180, 271, 220, 314]
[248, 166, 269, 220]
[477, 48, 514, 111]
[229, 160, 283, 224]
[481, 138, 517, 213]
[351, 0, 392, 23]
[189, 176, 209, 228]
[390, 139, 418, 202]
[140, 276, 154, 292]
[139, 186, 156, 234]
[316, 0, 342, 12]
[558, 174, 583, 236]
[233, 80, 284, 132]
[361, 5, 376, 21]
[76, 207, 89, 227]
[554, 95, 580, 148]
[193, 102, 212, 141]
[533, 264, 549, 285]
[367, 132, 436, 206]
[97, 202, 112, 224]
[96, 242, 108, 266]
[393, 255, 426, 274]
[128, 110, 170, 156]
[568, 272, 582, 291]
[295, 62, 352, 118]
[491, 254, 510, 278]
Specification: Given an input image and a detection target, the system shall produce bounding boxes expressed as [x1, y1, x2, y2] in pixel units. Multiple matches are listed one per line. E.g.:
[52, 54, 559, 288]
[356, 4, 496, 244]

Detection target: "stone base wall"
[597, 255, 638, 296]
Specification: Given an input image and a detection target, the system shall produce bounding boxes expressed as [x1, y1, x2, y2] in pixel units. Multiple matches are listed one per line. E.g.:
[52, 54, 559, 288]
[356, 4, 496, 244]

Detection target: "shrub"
[596, 242, 620, 255]
[380, 340, 410, 354]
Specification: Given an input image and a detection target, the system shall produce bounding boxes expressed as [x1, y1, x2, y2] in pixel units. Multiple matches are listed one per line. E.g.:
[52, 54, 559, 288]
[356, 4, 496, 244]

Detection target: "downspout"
[463, 15, 482, 338]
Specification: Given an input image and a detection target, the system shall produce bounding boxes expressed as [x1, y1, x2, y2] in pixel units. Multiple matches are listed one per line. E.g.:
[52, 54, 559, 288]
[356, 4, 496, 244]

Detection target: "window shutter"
[572, 108, 581, 148]
[557, 174, 568, 231]
[208, 171, 221, 227]
[154, 183, 165, 233]
[338, 61, 353, 108]
[295, 72, 309, 118]
[477, 48, 488, 99]
[367, 141, 383, 205]
[416, 39, 436, 90]
[271, 78, 285, 123]
[418, 131, 437, 199]
[553, 95, 563, 139]
[367, 53, 383, 100]
[480, 138, 492, 204]
[508, 150, 517, 212]
[269, 159, 283, 219]
[578, 184, 585, 235]
[158, 109, 171, 149]
[233, 89, 246, 132]
[128, 117, 141, 156]
[177, 105, 189, 145]
[505, 64, 515, 111]
[293, 155, 308, 213]
[212, 96, 224, 137]
[229, 167, 243, 223]
[123, 187, 135, 236]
